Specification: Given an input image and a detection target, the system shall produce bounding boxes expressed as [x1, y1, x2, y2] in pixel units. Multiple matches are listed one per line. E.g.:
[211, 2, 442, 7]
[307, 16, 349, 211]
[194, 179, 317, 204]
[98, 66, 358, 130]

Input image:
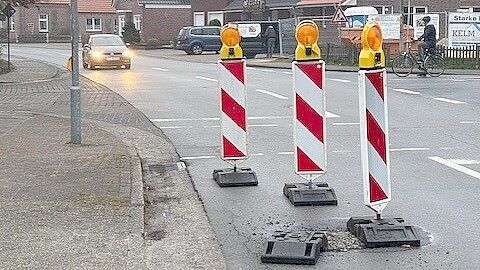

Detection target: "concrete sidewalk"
[0, 57, 226, 269]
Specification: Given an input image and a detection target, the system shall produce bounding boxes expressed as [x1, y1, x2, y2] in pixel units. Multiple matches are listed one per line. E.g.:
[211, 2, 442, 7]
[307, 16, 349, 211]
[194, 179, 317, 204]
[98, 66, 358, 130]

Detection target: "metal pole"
[407, 0, 411, 26]
[7, 14, 11, 71]
[70, 0, 81, 144]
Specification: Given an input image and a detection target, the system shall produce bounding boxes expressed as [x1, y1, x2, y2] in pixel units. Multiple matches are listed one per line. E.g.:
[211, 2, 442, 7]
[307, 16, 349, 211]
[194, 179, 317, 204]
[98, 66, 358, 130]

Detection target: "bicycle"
[391, 40, 445, 77]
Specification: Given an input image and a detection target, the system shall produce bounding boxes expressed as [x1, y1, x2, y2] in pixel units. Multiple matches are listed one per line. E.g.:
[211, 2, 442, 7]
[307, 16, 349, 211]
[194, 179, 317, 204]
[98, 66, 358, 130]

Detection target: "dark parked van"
[176, 22, 280, 58]
[176, 26, 221, 55]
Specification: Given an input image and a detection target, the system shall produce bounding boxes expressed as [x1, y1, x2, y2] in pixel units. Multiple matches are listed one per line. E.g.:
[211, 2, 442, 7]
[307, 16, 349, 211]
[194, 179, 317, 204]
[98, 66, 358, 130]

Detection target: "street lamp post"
[70, 0, 81, 144]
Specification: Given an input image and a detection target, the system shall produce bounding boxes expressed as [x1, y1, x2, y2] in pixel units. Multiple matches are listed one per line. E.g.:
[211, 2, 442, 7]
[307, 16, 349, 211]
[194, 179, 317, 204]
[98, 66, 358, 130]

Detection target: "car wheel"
[245, 53, 256, 59]
[83, 62, 88, 69]
[186, 50, 193, 55]
[191, 44, 203, 55]
[125, 64, 131, 70]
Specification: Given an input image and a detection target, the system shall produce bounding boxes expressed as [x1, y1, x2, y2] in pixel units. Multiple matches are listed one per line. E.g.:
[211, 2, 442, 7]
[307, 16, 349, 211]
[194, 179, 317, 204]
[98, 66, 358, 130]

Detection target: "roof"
[137, 0, 190, 4]
[297, 0, 343, 6]
[33, 0, 116, 13]
[225, 0, 297, 11]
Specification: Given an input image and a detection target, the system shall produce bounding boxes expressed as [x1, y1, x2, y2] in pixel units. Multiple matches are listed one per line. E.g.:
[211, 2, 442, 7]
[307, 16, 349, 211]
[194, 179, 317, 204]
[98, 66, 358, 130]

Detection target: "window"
[39, 14, 48, 32]
[193, 12, 205, 26]
[475, 8, 480, 12]
[190, 28, 203, 35]
[203, 28, 219, 36]
[86, 18, 101, 32]
[374, 6, 393, 15]
[118, 15, 125, 35]
[403, 6, 427, 26]
[133, 15, 141, 31]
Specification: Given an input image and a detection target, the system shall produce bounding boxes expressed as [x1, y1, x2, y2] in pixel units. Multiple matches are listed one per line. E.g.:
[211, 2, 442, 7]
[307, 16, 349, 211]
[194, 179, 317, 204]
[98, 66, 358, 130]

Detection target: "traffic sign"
[2, 4, 15, 18]
[331, 6, 347, 23]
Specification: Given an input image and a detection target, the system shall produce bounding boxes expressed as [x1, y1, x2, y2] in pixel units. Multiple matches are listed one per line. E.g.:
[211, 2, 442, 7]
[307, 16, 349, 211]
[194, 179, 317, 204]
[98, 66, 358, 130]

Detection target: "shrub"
[146, 38, 159, 50]
[122, 21, 141, 44]
[208, 19, 221, 27]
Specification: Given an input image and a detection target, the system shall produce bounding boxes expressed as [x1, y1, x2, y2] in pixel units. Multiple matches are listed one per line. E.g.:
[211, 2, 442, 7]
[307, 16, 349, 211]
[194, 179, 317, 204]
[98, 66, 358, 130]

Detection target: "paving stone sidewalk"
[0, 58, 226, 269]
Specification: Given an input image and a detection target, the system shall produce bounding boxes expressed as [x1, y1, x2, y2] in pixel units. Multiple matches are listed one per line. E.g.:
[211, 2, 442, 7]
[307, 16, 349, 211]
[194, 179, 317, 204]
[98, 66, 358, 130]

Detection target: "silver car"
[82, 34, 132, 70]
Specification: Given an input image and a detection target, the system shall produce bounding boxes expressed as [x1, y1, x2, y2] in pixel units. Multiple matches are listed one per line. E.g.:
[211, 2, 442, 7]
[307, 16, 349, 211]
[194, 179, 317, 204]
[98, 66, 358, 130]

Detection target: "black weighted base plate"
[212, 168, 258, 187]
[347, 217, 421, 248]
[261, 231, 328, 265]
[283, 182, 337, 206]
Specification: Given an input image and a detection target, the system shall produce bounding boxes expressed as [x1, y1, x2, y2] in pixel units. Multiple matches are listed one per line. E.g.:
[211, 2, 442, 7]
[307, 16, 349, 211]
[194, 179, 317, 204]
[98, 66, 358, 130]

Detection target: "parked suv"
[176, 26, 221, 55]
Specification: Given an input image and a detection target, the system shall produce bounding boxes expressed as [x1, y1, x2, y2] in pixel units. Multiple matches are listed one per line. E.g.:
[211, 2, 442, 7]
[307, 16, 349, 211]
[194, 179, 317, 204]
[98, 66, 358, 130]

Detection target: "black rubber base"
[347, 217, 421, 248]
[261, 231, 328, 265]
[212, 168, 258, 187]
[283, 182, 338, 206]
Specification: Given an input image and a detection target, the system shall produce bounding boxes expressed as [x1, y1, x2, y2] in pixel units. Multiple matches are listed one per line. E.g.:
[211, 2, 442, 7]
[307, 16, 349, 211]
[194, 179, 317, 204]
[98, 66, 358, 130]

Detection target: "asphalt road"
[10, 45, 480, 269]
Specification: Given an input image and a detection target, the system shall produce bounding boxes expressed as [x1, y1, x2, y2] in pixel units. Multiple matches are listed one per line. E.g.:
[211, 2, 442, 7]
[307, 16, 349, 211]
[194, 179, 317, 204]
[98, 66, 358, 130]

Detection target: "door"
[203, 27, 221, 51]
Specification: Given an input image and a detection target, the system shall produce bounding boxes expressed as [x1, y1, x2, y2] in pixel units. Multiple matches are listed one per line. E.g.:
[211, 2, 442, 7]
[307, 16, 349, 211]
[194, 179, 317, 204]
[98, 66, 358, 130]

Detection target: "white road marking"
[256, 89, 289, 100]
[251, 153, 264, 156]
[460, 121, 477, 124]
[332, 150, 353, 153]
[152, 117, 220, 122]
[203, 125, 221, 128]
[181, 155, 216, 161]
[246, 67, 256, 70]
[177, 161, 186, 170]
[329, 78, 351, 83]
[196, 76, 218, 82]
[259, 69, 276, 73]
[332, 122, 359, 126]
[433, 97, 466, 104]
[448, 159, 480, 165]
[429, 156, 480, 180]
[153, 67, 171, 72]
[158, 126, 189, 129]
[390, 147, 430, 152]
[326, 111, 340, 118]
[282, 71, 293, 75]
[250, 124, 279, 127]
[450, 79, 466, 82]
[392, 88, 421, 95]
[278, 152, 294, 155]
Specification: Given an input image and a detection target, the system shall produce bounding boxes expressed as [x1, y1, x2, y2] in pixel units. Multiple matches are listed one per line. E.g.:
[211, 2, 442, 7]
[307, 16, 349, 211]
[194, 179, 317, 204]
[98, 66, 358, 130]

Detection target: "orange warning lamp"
[220, 24, 243, 60]
[359, 22, 385, 69]
[295, 20, 321, 61]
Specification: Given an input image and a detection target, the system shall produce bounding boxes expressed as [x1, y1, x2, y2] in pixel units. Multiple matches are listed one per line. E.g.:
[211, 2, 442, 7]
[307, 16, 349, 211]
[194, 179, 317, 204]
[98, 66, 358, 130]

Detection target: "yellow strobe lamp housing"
[359, 22, 385, 69]
[295, 20, 321, 61]
[220, 24, 243, 60]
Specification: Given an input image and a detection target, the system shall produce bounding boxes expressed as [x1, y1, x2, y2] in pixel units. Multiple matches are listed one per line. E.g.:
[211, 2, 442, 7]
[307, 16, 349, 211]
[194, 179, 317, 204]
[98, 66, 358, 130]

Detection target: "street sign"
[2, 4, 16, 18]
[332, 6, 347, 23]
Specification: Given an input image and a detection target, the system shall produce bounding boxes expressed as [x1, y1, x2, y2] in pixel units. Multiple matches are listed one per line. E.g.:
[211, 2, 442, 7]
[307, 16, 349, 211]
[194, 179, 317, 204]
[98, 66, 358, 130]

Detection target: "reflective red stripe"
[223, 136, 245, 158]
[221, 61, 244, 84]
[297, 62, 323, 88]
[366, 72, 384, 100]
[297, 147, 322, 172]
[369, 174, 388, 202]
[221, 89, 246, 131]
[296, 94, 324, 143]
[366, 110, 386, 163]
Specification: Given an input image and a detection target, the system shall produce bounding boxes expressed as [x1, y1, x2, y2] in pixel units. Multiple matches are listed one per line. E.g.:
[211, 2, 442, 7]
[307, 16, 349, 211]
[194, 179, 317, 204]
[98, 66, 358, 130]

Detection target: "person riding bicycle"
[417, 16, 437, 63]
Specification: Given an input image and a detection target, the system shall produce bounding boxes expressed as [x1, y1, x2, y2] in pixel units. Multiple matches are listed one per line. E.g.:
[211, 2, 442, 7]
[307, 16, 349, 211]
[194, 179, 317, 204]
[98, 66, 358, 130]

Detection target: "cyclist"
[417, 16, 437, 64]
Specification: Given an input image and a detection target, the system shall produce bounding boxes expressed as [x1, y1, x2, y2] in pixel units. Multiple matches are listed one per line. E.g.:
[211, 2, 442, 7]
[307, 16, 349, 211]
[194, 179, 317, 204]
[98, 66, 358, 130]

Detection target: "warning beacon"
[213, 24, 258, 187]
[294, 20, 321, 61]
[282, 20, 337, 206]
[220, 24, 243, 60]
[347, 22, 420, 249]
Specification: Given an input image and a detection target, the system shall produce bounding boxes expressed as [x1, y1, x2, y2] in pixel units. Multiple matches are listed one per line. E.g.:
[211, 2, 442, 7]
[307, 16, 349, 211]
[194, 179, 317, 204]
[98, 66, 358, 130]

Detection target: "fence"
[437, 45, 480, 69]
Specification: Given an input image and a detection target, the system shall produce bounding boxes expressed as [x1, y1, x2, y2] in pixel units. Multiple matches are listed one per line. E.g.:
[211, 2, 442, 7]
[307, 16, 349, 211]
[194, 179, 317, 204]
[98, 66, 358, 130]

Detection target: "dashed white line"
[433, 97, 466, 104]
[390, 147, 430, 152]
[460, 121, 477, 124]
[256, 89, 289, 100]
[250, 124, 279, 127]
[158, 126, 189, 129]
[153, 67, 171, 72]
[196, 76, 218, 82]
[329, 78, 351, 83]
[392, 88, 421, 95]
[259, 69, 276, 73]
[246, 67, 256, 70]
[152, 117, 220, 122]
[448, 159, 480, 165]
[181, 155, 216, 161]
[332, 122, 359, 126]
[282, 71, 293, 75]
[326, 111, 340, 118]
[429, 156, 480, 180]
[278, 152, 294, 155]
[251, 153, 265, 156]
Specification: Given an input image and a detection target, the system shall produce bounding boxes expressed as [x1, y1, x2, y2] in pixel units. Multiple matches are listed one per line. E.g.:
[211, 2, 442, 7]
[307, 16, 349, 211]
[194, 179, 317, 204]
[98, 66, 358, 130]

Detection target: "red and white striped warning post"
[358, 68, 391, 214]
[213, 24, 257, 187]
[293, 61, 326, 177]
[219, 59, 248, 162]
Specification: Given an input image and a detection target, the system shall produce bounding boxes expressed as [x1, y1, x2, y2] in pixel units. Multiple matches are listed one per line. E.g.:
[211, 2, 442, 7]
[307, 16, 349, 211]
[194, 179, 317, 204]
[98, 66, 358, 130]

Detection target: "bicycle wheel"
[424, 54, 445, 77]
[392, 54, 414, 77]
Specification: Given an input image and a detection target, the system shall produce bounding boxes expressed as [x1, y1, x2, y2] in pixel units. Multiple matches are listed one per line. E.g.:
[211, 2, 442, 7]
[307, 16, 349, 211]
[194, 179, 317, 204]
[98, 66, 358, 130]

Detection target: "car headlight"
[122, 49, 133, 58]
[90, 50, 103, 60]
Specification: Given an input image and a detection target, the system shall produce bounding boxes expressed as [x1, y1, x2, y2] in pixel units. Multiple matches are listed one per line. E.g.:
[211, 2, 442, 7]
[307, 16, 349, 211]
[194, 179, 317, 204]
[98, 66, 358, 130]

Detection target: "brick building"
[191, 0, 234, 26]
[5, 0, 116, 43]
[224, 0, 297, 22]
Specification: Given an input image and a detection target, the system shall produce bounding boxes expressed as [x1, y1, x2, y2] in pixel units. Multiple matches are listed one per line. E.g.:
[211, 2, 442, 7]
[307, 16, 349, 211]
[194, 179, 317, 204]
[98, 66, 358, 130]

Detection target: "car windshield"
[92, 36, 124, 46]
